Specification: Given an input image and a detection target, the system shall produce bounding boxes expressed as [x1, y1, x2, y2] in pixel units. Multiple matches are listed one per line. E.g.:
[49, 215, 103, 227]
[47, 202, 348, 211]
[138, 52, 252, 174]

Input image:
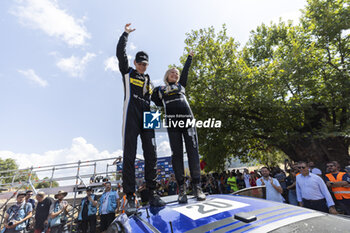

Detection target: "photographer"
[78, 187, 97, 233]
[3, 192, 33, 233]
[49, 191, 69, 233]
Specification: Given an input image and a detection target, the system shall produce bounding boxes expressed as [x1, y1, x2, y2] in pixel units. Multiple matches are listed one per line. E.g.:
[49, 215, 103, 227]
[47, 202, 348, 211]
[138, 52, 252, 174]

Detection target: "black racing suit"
[152, 56, 201, 185]
[116, 32, 157, 194]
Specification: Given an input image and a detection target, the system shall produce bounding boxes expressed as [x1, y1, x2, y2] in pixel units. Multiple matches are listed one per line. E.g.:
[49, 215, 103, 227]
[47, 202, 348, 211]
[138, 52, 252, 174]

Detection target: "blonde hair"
[164, 67, 180, 85]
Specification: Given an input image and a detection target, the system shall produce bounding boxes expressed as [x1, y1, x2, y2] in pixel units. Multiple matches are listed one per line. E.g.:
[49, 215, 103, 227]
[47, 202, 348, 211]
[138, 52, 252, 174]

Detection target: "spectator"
[94, 176, 103, 183]
[236, 174, 246, 190]
[296, 161, 337, 214]
[25, 190, 35, 210]
[345, 166, 350, 180]
[243, 169, 251, 188]
[285, 170, 298, 205]
[290, 162, 300, 176]
[49, 190, 69, 233]
[218, 174, 226, 194]
[25, 190, 35, 231]
[308, 161, 322, 176]
[249, 172, 257, 187]
[78, 187, 98, 233]
[33, 191, 52, 233]
[325, 161, 350, 215]
[160, 179, 168, 196]
[99, 181, 119, 231]
[274, 167, 287, 200]
[256, 167, 284, 203]
[227, 172, 238, 192]
[3, 192, 33, 233]
[205, 177, 218, 194]
[254, 170, 261, 178]
[284, 159, 291, 172]
[167, 174, 177, 195]
[231, 170, 237, 177]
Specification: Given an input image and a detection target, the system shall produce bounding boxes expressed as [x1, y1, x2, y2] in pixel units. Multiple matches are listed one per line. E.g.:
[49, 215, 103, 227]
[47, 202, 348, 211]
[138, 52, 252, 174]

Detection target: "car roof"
[124, 194, 350, 233]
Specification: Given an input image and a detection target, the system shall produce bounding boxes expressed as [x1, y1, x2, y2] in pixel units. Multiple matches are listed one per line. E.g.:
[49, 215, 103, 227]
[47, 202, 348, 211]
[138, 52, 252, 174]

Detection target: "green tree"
[0, 158, 42, 190]
[0, 158, 18, 184]
[35, 177, 59, 189]
[180, 0, 349, 171]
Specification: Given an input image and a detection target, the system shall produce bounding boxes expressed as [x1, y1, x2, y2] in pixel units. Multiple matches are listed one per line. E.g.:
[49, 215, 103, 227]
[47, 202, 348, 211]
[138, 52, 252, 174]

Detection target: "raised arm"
[116, 24, 135, 74]
[179, 51, 193, 87]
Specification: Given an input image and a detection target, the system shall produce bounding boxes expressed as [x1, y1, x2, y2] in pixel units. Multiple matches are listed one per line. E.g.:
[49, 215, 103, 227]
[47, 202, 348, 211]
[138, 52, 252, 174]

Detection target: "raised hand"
[260, 178, 265, 186]
[125, 23, 136, 34]
[189, 51, 194, 57]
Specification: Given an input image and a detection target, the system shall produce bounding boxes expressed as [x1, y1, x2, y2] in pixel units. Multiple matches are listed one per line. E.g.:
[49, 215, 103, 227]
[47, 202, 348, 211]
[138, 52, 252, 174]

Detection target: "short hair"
[298, 161, 308, 167]
[36, 191, 45, 197]
[26, 190, 33, 194]
[260, 167, 269, 171]
[331, 161, 340, 169]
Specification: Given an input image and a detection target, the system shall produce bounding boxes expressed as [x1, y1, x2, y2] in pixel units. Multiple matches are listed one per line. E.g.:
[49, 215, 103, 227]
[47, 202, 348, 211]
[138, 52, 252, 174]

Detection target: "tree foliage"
[0, 158, 18, 184]
[179, 0, 350, 171]
[0, 158, 55, 190]
[35, 177, 59, 189]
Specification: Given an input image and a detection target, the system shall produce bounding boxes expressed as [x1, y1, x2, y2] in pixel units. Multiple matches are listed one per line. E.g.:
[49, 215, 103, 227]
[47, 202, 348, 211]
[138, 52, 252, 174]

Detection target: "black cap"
[135, 51, 149, 64]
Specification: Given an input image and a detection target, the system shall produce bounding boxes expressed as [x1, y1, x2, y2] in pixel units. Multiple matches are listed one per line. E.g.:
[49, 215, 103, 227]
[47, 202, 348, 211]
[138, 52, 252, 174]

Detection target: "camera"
[8, 221, 13, 226]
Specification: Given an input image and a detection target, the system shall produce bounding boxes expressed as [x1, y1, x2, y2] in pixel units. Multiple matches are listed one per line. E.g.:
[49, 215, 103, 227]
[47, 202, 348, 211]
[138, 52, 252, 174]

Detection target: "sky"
[0, 0, 307, 182]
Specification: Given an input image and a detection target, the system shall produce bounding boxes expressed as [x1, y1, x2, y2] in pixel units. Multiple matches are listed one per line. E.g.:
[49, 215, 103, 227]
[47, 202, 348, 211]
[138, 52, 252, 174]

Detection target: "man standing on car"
[116, 23, 165, 215]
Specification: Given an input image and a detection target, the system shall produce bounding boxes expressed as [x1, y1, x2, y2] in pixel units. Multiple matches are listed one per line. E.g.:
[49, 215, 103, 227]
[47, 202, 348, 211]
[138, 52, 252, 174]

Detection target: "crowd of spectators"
[145, 159, 350, 216]
[3, 159, 350, 233]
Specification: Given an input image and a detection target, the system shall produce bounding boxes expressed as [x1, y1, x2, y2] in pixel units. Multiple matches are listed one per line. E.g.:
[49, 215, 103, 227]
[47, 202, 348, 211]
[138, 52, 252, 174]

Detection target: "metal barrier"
[0, 157, 122, 232]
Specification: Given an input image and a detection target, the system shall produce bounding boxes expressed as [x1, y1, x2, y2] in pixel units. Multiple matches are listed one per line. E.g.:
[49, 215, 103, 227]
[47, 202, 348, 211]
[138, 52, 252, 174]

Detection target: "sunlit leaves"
[179, 0, 349, 171]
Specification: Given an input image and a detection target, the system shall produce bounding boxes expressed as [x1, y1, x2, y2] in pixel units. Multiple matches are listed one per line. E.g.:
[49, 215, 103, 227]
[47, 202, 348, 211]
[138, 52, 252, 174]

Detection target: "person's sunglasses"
[298, 166, 306, 169]
[327, 165, 334, 167]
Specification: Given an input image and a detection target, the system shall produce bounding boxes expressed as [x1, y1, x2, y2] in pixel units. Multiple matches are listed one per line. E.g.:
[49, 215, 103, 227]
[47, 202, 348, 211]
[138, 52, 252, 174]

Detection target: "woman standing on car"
[152, 51, 206, 203]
